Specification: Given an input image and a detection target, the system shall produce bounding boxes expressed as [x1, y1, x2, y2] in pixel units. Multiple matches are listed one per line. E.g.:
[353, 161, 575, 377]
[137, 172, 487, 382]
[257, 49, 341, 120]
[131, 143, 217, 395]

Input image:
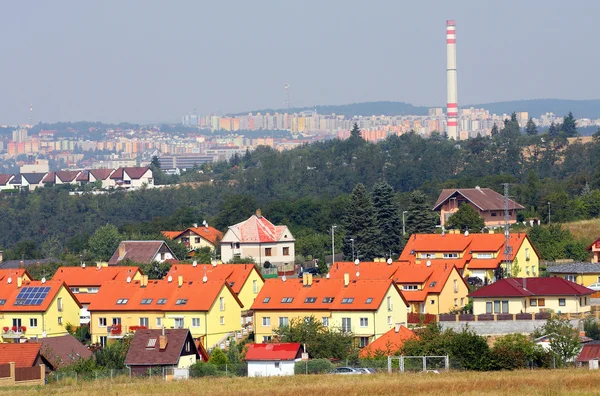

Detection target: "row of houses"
[0, 167, 153, 191]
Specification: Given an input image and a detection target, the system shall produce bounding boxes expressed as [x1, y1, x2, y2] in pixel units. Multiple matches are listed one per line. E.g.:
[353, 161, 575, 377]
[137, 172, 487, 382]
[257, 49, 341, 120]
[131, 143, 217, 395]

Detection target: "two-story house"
[51, 264, 143, 325]
[221, 210, 295, 267]
[589, 237, 600, 263]
[433, 187, 524, 228]
[400, 232, 539, 282]
[0, 277, 81, 342]
[251, 274, 409, 349]
[87, 275, 243, 348]
[109, 167, 153, 189]
[108, 241, 177, 265]
[76, 169, 115, 189]
[162, 224, 223, 253]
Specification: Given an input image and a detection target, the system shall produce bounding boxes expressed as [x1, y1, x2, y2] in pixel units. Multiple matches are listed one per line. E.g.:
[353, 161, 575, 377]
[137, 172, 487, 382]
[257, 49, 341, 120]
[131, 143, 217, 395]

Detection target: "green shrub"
[189, 361, 220, 377]
[294, 358, 334, 375]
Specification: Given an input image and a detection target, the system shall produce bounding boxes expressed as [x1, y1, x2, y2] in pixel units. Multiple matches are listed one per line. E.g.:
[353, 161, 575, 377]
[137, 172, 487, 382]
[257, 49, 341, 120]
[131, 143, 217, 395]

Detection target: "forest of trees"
[1, 114, 600, 264]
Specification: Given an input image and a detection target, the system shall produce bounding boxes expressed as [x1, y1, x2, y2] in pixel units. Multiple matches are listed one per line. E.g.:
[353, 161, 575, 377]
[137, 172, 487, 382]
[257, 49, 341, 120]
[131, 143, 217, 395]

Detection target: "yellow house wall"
[473, 297, 525, 315]
[235, 270, 264, 310]
[554, 274, 600, 287]
[90, 310, 165, 343]
[203, 286, 243, 348]
[177, 355, 197, 368]
[253, 310, 332, 343]
[436, 269, 470, 314]
[473, 295, 590, 315]
[511, 238, 539, 277]
[175, 231, 216, 251]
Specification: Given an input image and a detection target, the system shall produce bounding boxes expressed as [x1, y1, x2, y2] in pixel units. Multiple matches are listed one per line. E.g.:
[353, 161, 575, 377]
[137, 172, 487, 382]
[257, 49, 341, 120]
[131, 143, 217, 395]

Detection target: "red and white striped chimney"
[446, 20, 458, 140]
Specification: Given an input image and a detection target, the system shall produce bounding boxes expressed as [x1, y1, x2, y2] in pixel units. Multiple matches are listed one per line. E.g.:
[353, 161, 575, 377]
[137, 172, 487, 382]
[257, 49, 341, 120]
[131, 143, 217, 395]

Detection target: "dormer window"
[443, 253, 458, 259]
[322, 297, 334, 303]
[156, 299, 167, 305]
[477, 253, 493, 259]
[304, 297, 317, 303]
[140, 299, 153, 305]
[175, 299, 188, 305]
[281, 297, 293, 303]
[429, 281, 437, 288]
[146, 338, 157, 348]
[263, 297, 271, 303]
[116, 299, 128, 305]
[365, 298, 373, 304]
[341, 298, 354, 304]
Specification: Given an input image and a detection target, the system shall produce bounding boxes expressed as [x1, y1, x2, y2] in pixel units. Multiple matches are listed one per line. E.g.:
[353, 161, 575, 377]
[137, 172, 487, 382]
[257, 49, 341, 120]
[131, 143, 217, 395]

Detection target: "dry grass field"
[562, 218, 600, 246]
[4, 369, 600, 396]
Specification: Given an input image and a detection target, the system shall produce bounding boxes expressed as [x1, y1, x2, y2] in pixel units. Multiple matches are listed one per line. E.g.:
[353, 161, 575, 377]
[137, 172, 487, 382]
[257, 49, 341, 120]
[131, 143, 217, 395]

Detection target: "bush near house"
[294, 358, 334, 375]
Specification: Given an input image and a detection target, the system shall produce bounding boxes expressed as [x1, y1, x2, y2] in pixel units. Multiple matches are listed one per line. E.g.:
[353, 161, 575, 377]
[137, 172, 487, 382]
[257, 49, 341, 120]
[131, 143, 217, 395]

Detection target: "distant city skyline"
[1, 1, 598, 124]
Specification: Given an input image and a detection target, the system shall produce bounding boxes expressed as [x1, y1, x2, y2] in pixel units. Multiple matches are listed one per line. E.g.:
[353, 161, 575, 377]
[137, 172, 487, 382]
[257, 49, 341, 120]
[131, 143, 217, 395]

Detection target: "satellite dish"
[282, 275, 287, 282]
[387, 258, 393, 265]
[41, 277, 46, 284]
[211, 260, 217, 267]
[354, 259, 360, 265]
[7, 277, 12, 284]
[193, 260, 197, 267]
[464, 230, 469, 236]
[126, 276, 131, 283]
[426, 260, 431, 267]
[356, 271, 360, 277]
[202, 220, 208, 227]
[82, 263, 86, 268]
[167, 275, 173, 283]
[202, 275, 208, 283]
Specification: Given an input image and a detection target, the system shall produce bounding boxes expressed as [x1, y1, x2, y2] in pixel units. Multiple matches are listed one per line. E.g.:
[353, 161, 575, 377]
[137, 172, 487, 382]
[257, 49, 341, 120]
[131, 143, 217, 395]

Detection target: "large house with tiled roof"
[433, 187, 524, 228]
[221, 210, 295, 267]
[469, 277, 593, 315]
[87, 275, 243, 348]
[0, 277, 81, 342]
[52, 264, 143, 324]
[42, 171, 81, 186]
[328, 261, 469, 315]
[162, 224, 223, 253]
[108, 241, 177, 265]
[109, 167, 153, 189]
[251, 274, 409, 348]
[359, 325, 416, 358]
[76, 169, 115, 189]
[399, 232, 539, 282]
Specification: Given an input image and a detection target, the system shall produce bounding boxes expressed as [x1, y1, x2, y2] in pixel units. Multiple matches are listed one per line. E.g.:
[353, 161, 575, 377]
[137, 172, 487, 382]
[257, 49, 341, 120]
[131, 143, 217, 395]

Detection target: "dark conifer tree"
[371, 182, 401, 258]
[342, 183, 381, 261]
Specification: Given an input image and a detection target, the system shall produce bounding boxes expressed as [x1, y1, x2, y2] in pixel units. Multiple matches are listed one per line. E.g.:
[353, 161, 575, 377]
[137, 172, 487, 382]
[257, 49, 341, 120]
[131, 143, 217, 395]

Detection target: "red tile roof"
[123, 167, 151, 179]
[359, 326, 416, 358]
[161, 226, 224, 245]
[251, 278, 407, 311]
[469, 277, 594, 298]
[52, 266, 142, 287]
[125, 329, 200, 366]
[0, 174, 14, 186]
[166, 263, 263, 294]
[89, 169, 114, 180]
[0, 280, 82, 312]
[108, 241, 176, 265]
[56, 170, 81, 182]
[577, 343, 600, 363]
[0, 269, 32, 282]
[0, 343, 41, 367]
[433, 188, 524, 211]
[87, 278, 243, 312]
[245, 343, 302, 361]
[227, 214, 292, 243]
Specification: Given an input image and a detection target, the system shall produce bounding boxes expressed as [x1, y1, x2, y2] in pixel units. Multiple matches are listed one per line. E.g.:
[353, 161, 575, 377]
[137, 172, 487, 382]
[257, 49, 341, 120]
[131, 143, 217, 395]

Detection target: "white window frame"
[443, 253, 458, 259]
[99, 317, 107, 327]
[30, 318, 38, 328]
[220, 297, 225, 311]
[156, 317, 162, 327]
[139, 317, 149, 327]
[253, 280, 258, 294]
[262, 317, 271, 326]
[192, 318, 200, 327]
[322, 317, 329, 327]
[359, 317, 368, 327]
[220, 316, 225, 325]
[279, 317, 289, 327]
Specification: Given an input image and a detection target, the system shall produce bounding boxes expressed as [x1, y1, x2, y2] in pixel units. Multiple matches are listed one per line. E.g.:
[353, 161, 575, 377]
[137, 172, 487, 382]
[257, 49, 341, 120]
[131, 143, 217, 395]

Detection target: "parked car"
[588, 282, 600, 291]
[329, 367, 363, 375]
[356, 368, 377, 374]
[300, 267, 320, 276]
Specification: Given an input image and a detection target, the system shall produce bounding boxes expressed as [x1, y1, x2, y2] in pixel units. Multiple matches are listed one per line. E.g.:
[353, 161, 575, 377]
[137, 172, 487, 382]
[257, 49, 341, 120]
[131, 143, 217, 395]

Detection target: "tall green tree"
[404, 190, 438, 236]
[525, 118, 538, 136]
[490, 123, 499, 136]
[445, 204, 485, 232]
[342, 183, 381, 261]
[87, 224, 122, 261]
[371, 182, 402, 257]
[350, 122, 362, 139]
[561, 112, 577, 137]
[535, 316, 580, 367]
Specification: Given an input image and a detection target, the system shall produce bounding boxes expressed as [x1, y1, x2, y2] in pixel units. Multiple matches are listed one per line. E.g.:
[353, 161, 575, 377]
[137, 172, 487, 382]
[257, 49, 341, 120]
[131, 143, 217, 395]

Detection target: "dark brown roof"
[0, 174, 14, 186]
[108, 241, 176, 265]
[577, 343, 600, 363]
[76, 170, 90, 181]
[433, 188, 524, 211]
[124, 329, 200, 366]
[42, 172, 56, 184]
[124, 167, 150, 179]
[56, 171, 81, 182]
[90, 169, 114, 180]
[110, 168, 124, 179]
[39, 334, 93, 369]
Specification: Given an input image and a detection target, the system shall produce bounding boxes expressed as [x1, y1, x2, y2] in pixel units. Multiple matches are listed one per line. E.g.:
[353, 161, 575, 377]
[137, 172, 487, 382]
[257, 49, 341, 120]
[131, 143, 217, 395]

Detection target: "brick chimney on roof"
[256, 209, 262, 218]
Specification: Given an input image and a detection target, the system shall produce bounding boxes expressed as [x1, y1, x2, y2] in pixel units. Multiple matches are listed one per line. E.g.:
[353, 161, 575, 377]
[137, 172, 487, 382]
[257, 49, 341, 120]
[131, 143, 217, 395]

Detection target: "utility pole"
[502, 183, 512, 278]
[331, 225, 337, 269]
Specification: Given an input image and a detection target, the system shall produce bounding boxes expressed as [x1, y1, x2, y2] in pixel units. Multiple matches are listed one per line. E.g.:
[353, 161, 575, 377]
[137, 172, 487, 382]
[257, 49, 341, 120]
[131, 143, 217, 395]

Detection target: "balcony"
[2, 326, 27, 339]
[106, 324, 125, 338]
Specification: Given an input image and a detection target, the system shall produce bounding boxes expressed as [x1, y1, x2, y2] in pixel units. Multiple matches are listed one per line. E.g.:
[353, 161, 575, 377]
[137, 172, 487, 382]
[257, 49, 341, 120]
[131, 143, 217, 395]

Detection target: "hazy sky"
[1, 1, 597, 124]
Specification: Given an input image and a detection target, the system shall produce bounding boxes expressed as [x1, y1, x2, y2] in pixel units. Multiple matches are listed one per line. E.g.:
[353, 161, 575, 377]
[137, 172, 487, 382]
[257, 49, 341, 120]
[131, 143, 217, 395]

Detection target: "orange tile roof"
[0, 343, 41, 367]
[166, 263, 262, 294]
[0, 269, 32, 282]
[0, 280, 81, 312]
[87, 278, 243, 312]
[359, 326, 416, 358]
[161, 231, 181, 240]
[251, 278, 408, 311]
[161, 226, 223, 245]
[52, 266, 142, 287]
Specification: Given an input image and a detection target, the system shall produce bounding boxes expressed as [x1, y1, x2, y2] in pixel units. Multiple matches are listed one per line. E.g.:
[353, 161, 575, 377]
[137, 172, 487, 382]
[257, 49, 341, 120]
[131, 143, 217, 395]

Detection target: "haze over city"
[1, 0, 598, 124]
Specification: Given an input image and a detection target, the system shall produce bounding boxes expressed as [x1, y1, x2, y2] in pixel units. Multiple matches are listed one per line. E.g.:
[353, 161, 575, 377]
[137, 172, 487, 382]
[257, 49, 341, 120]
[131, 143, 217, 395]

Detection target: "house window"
[530, 299, 537, 307]
[30, 318, 38, 328]
[279, 317, 289, 327]
[443, 253, 458, 259]
[454, 298, 458, 306]
[12, 318, 22, 329]
[174, 318, 184, 329]
[176, 299, 188, 305]
[195, 237, 201, 243]
[305, 297, 317, 303]
[525, 248, 530, 261]
[360, 318, 368, 327]
[454, 280, 458, 293]
[420, 253, 435, 259]
[88, 287, 99, 294]
[262, 336, 272, 343]
[220, 297, 225, 311]
[359, 337, 369, 348]
[283, 247, 290, 256]
[186, 341, 191, 352]
[99, 336, 107, 347]
[565, 275, 576, 282]
[139, 317, 149, 327]
[253, 280, 258, 294]
[460, 298, 464, 306]
[387, 316, 392, 325]
[341, 298, 354, 304]
[99, 317, 107, 327]
[156, 317, 162, 327]
[160, 253, 165, 261]
[538, 298, 545, 307]
[281, 297, 294, 303]
[559, 298, 566, 307]
[526, 266, 530, 274]
[141, 299, 153, 305]
[387, 296, 392, 311]
[182, 237, 189, 243]
[323, 297, 334, 303]
[265, 248, 272, 257]
[262, 317, 271, 326]
[502, 301, 509, 313]
[220, 316, 224, 325]
[274, 362, 280, 369]
[477, 253, 493, 259]
[322, 317, 329, 327]
[341, 318, 351, 333]
[57, 297, 63, 312]
[71, 287, 80, 294]
[494, 300, 500, 313]
[192, 318, 200, 327]
[403, 285, 419, 290]
[491, 212, 497, 217]
[430, 299, 435, 305]
[486, 302, 493, 314]
[58, 317, 63, 325]
[365, 298, 373, 304]
[116, 299, 128, 305]
[263, 297, 271, 303]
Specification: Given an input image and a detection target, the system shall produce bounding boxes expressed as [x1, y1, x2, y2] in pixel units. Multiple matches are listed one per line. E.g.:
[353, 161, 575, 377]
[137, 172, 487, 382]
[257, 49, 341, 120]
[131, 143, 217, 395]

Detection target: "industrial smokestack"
[446, 20, 458, 140]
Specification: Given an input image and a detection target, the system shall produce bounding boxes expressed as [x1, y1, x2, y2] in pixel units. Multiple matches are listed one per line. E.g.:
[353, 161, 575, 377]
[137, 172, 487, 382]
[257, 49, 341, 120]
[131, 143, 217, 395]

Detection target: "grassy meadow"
[562, 218, 600, 246]
[4, 369, 600, 396]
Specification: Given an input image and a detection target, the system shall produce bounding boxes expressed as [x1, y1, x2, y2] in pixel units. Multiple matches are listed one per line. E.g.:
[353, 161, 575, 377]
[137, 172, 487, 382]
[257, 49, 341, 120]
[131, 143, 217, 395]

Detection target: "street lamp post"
[331, 225, 337, 269]
[402, 211, 408, 236]
[548, 202, 551, 224]
[349, 238, 355, 261]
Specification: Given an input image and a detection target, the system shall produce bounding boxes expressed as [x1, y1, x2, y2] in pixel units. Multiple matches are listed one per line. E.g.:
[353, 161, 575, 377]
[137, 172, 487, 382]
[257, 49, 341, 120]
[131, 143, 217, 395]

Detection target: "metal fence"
[387, 356, 450, 373]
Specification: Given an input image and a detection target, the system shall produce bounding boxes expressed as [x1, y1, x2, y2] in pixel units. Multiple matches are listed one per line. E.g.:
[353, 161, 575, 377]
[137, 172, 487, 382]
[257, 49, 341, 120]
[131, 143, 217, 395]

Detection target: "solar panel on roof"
[13, 286, 51, 306]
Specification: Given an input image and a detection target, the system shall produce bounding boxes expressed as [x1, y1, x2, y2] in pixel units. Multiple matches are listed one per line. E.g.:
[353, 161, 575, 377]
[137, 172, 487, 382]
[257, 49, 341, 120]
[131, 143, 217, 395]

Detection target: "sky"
[0, 1, 597, 124]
